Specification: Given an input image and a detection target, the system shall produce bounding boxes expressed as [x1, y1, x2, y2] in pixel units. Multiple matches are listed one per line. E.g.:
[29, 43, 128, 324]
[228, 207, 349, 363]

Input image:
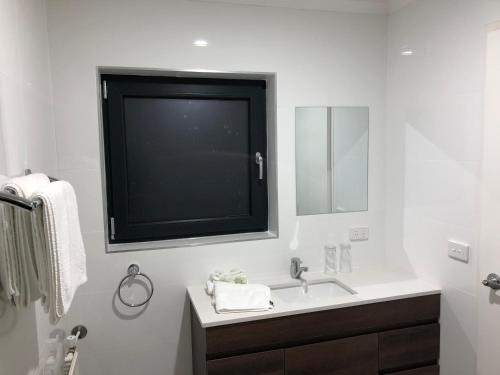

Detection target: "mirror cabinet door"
[295, 106, 369, 216]
[295, 107, 332, 215]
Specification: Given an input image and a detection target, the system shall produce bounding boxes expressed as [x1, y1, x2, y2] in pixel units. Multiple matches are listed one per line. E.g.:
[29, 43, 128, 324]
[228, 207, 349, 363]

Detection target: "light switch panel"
[349, 227, 369, 241]
[448, 240, 470, 263]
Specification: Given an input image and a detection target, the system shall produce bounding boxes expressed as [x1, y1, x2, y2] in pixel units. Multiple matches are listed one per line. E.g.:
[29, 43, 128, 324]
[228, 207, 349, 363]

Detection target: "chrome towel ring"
[117, 264, 154, 307]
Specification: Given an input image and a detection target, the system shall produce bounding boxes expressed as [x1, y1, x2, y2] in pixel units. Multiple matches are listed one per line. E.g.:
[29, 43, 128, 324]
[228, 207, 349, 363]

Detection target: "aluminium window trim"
[96, 68, 278, 252]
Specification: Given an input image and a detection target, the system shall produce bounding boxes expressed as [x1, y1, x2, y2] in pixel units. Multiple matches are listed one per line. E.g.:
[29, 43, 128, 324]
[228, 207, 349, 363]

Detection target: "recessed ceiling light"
[400, 47, 414, 56]
[193, 39, 208, 47]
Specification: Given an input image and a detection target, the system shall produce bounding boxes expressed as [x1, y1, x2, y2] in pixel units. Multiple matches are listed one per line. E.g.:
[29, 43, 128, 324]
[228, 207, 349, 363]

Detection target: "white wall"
[385, 1, 500, 374]
[0, 0, 57, 374]
[44, 1, 387, 374]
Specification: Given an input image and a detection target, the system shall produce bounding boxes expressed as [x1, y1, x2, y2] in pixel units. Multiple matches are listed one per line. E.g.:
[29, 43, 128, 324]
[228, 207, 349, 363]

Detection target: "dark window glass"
[102, 75, 268, 243]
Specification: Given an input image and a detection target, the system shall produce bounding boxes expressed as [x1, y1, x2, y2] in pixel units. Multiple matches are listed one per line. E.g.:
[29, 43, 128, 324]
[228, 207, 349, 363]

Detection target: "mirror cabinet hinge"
[110, 217, 115, 240]
[102, 80, 108, 99]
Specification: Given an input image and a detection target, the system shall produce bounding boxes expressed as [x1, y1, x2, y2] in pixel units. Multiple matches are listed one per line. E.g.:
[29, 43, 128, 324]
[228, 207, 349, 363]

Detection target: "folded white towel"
[32, 181, 87, 323]
[1, 173, 50, 306]
[213, 281, 273, 314]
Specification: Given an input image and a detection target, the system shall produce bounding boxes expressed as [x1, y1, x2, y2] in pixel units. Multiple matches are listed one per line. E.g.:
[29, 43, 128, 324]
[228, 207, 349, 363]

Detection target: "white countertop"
[187, 270, 441, 328]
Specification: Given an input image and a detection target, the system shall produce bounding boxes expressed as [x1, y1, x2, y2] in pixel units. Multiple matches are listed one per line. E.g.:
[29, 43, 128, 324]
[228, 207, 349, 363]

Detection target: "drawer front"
[206, 295, 440, 358]
[285, 334, 378, 375]
[379, 324, 440, 372]
[207, 350, 284, 375]
[388, 365, 439, 375]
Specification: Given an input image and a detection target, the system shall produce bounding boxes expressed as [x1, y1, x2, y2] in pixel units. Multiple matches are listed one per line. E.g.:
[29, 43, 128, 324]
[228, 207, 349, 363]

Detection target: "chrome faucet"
[290, 257, 309, 279]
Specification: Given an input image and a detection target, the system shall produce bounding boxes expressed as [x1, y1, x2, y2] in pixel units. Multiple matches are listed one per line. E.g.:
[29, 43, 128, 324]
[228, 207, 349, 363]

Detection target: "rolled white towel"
[210, 269, 248, 283]
[206, 280, 215, 296]
[206, 268, 248, 296]
[213, 281, 273, 314]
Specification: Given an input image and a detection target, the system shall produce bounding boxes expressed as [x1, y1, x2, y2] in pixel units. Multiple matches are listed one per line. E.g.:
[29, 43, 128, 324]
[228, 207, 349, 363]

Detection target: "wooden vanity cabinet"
[206, 350, 284, 375]
[379, 324, 440, 372]
[388, 367, 440, 375]
[285, 334, 378, 375]
[192, 294, 440, 375]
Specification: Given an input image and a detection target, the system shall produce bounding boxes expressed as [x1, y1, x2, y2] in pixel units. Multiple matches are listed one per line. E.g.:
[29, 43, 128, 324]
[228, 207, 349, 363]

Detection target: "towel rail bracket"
[71, 325, 88, 340]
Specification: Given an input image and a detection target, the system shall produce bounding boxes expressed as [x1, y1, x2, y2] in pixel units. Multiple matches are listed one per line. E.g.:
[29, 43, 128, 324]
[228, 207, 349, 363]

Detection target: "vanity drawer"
[388, 365, 439, 375]
[205, 295, 440, 358]
[285, 334, 378, 375]
[206, 349, 284, 375]
[379, 324, 440, 372]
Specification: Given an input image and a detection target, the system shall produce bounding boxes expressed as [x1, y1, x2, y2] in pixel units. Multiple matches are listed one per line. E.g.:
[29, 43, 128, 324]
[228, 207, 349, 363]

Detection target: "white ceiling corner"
[189, 0, 415, 15]
[386, 0, 415, 13]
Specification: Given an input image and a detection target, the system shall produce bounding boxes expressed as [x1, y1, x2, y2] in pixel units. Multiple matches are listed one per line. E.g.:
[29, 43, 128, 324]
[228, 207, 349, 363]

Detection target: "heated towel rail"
[63, 325, 88, 375]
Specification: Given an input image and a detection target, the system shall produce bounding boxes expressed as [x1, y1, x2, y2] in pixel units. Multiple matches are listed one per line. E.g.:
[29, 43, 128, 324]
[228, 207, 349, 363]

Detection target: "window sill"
[106, 231, 278, 253]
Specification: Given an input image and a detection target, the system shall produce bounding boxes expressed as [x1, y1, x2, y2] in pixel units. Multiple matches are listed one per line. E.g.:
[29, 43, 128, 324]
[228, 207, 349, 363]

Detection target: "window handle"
[255, 152, 264, 180]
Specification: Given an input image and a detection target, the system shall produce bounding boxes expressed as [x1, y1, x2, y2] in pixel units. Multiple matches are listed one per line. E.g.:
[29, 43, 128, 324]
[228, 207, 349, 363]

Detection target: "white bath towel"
[213, 281, 273, 314]
[0, 174, 11, 300]
[1, 173, 50, 306]
[32, 201, 50, 307]
[0, 204, 18, 303]
[32, 181, 87, 323]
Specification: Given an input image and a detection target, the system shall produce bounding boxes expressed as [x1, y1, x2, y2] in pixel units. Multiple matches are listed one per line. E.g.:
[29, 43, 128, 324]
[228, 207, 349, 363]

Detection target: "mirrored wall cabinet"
[295, 106, 369, 216]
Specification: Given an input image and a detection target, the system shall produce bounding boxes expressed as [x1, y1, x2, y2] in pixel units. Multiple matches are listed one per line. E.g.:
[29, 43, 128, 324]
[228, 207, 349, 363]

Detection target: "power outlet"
[448, 240, 470, 263]
[349, 227, 369, 241]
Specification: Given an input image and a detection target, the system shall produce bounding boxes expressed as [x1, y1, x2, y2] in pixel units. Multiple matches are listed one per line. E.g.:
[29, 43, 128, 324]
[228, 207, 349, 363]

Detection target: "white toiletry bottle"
[339, 236, 352, 273]
[43, 334, 63, 375]
[324, 243, 337, 274]
[43, 356, 56, 375]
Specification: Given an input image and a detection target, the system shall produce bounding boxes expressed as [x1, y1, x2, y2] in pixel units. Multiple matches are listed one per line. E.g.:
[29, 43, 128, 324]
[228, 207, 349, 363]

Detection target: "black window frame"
[101, 74, 268, 244]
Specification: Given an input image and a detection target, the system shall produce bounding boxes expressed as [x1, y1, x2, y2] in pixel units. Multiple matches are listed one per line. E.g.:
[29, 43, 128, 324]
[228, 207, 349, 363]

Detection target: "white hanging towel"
[213, 281, 273, 314]
[0, 202, 18, 303]
[1, 173, 50, 306]
[0, 174, 11, 299]
[32, 181, 87, 323]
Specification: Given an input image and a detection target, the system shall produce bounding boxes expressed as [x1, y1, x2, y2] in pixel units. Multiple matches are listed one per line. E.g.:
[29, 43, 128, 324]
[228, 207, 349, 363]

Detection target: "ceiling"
[190, 0, 415, 14]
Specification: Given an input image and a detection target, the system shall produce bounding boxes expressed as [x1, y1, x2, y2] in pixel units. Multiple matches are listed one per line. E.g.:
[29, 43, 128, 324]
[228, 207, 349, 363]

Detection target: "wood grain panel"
[207, 349, 284, 375]
[191, 308, 207, 375]
[285, 334, 378, 375]
[388, 365, 439, 375]
[206, 295, 440, 359]
[379, 324, 440, 372]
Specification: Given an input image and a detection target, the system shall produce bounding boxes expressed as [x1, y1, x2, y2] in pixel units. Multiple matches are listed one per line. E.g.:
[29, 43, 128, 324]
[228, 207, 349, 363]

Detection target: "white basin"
[271, 280, 356, 304]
